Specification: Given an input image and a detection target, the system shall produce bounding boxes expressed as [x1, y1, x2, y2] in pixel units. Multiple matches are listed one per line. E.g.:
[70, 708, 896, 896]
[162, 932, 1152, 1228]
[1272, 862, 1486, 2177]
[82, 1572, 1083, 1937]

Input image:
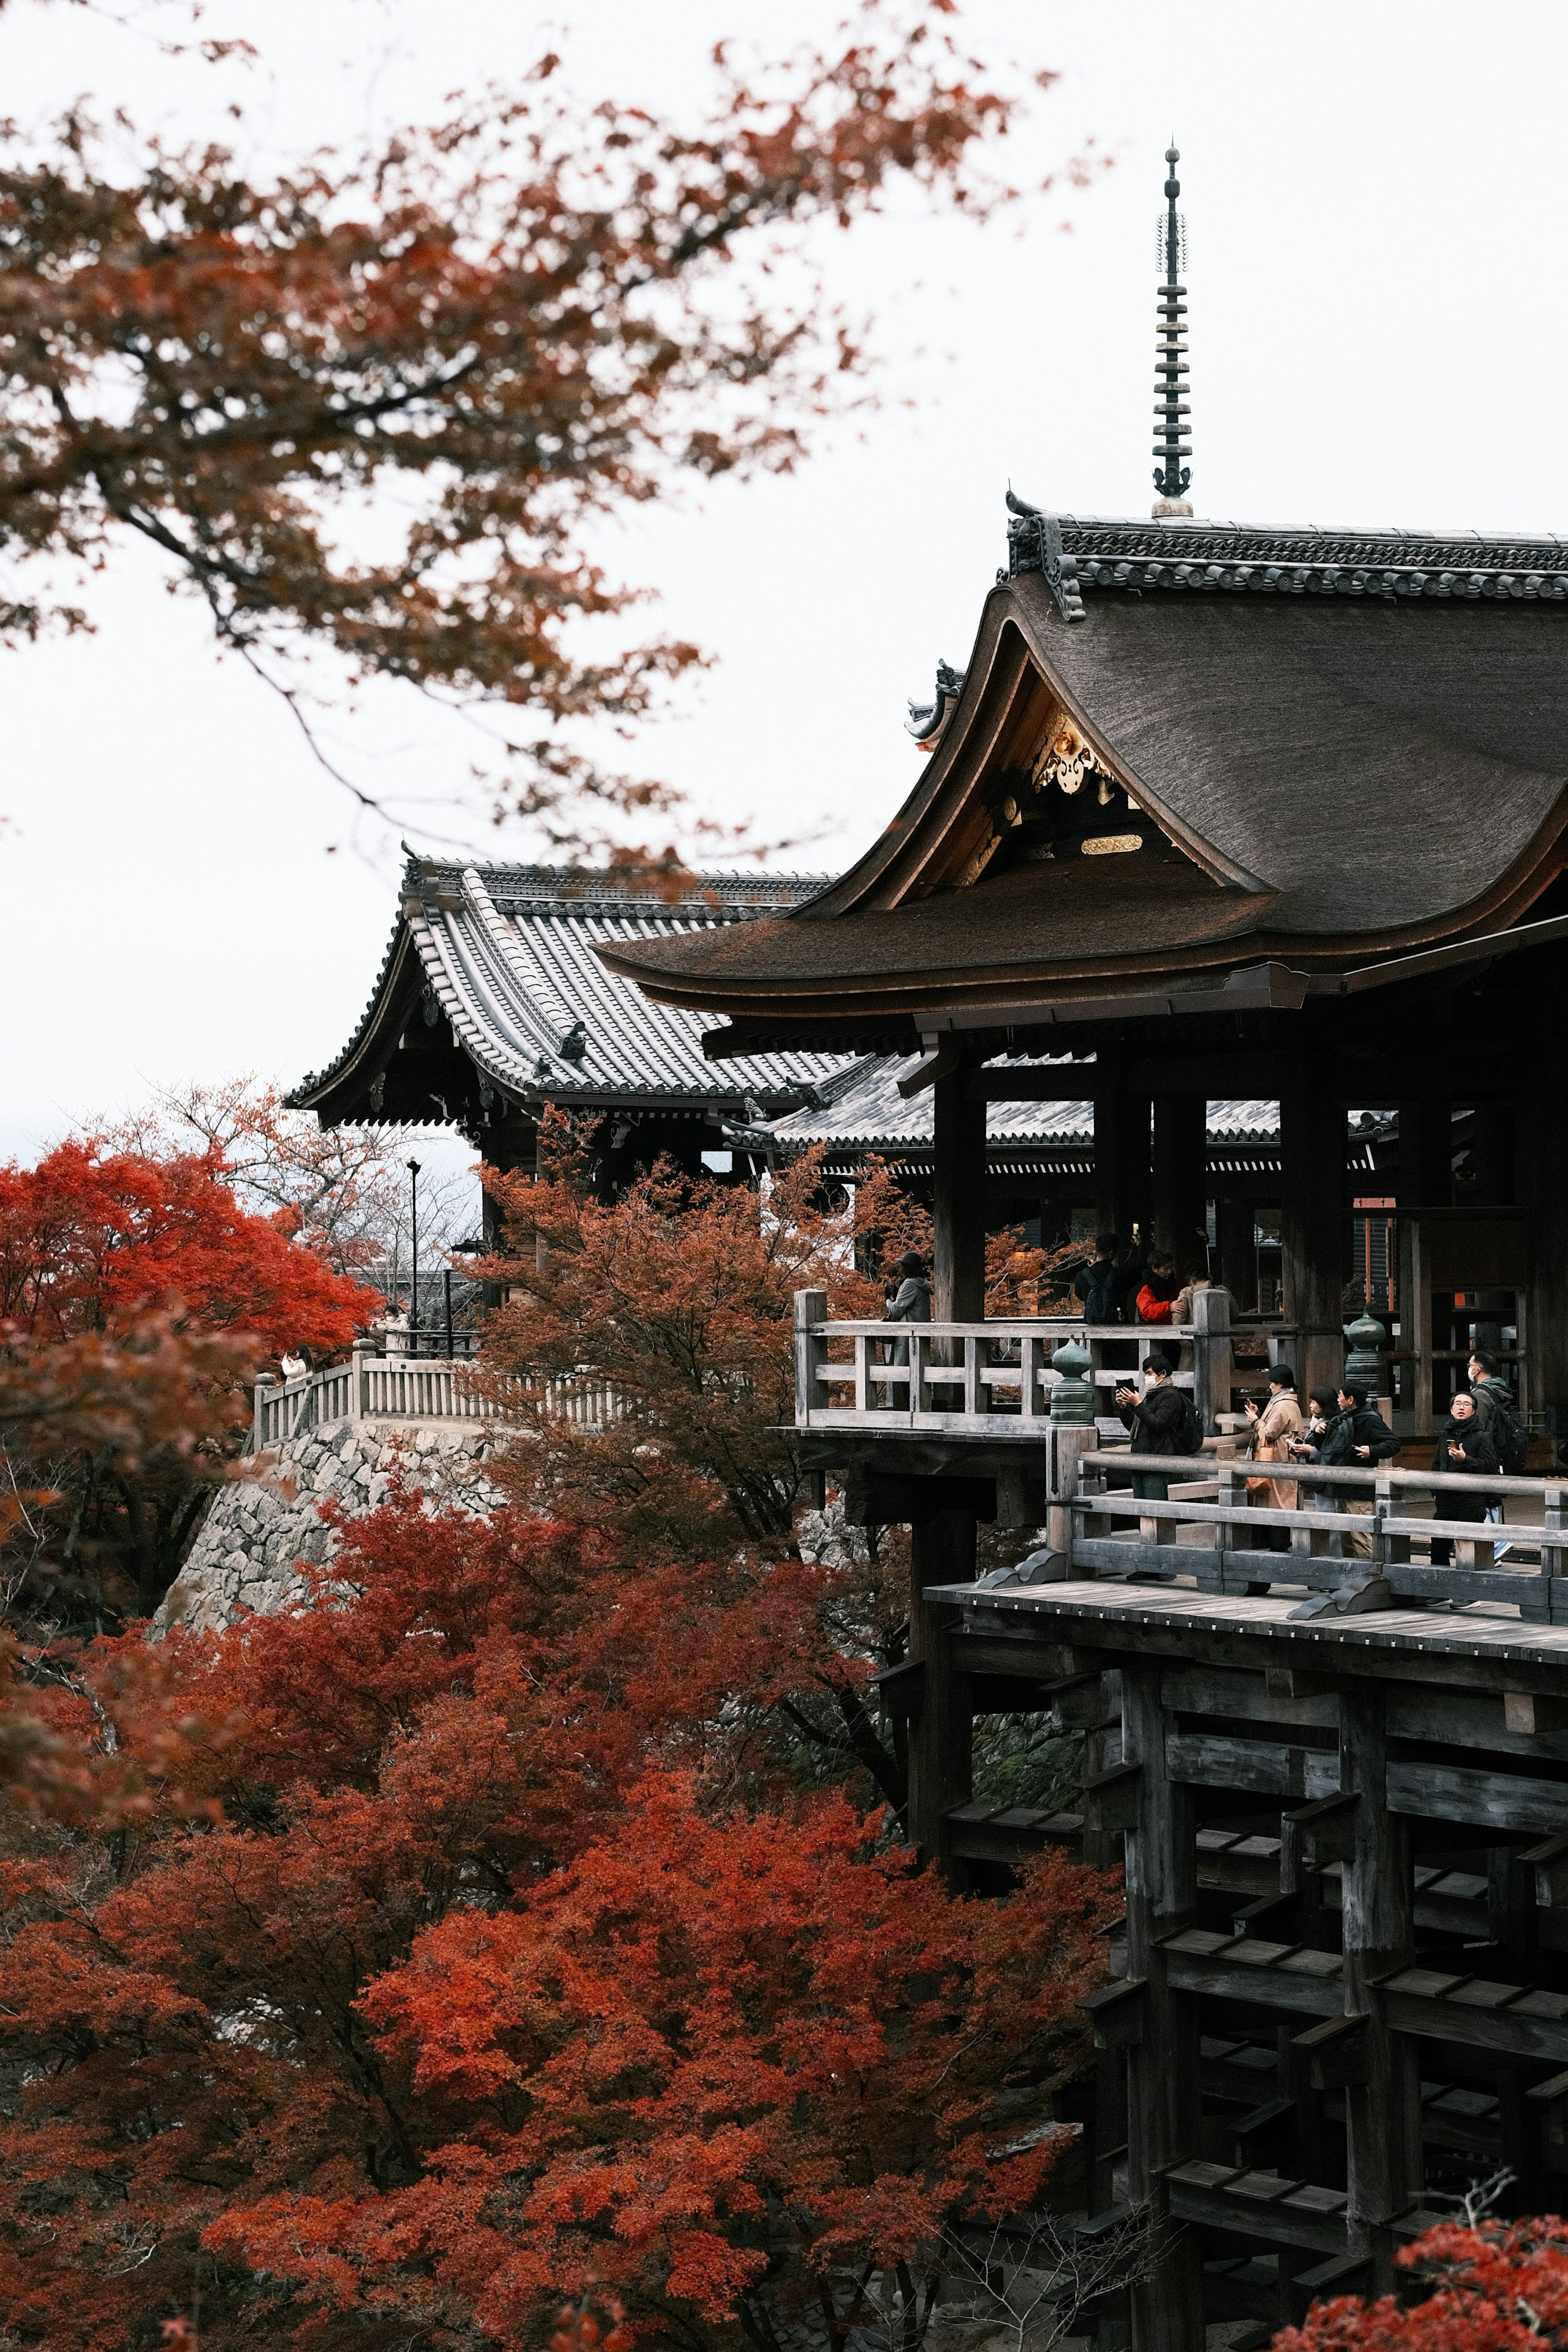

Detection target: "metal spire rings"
[1152, 143, 1193, 517]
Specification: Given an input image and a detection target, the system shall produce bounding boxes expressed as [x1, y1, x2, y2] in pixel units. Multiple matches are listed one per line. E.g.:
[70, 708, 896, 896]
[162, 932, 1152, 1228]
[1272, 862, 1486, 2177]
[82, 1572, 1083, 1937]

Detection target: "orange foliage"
[0, 1137, 374, 1351]
[0, 11, 1057, 849]
[0, 1138, 377, 1625]
[1276, 2212, 1568, 2348]
[0, 1479, 1114, 2351]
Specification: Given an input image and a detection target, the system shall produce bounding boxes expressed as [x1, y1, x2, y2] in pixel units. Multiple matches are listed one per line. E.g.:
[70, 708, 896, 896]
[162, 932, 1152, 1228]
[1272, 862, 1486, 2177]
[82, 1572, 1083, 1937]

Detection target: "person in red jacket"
[1135, 1253, 1181, 1324]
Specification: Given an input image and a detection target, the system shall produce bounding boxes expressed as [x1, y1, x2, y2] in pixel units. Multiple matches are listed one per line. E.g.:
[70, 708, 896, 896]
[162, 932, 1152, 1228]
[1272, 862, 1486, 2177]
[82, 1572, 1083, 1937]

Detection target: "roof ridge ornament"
[1152, 142, 1193, 518]
[905, 656, 969, 745]
[1001, 495, 1087, 623]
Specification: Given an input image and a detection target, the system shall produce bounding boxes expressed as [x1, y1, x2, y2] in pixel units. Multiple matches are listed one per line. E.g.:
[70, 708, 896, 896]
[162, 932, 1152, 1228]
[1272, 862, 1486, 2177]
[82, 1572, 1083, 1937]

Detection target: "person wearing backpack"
[1074, 1235, 1125, 1325]
[1289, 1380, 1394, 1561]
[1114, 1355, 1201, 1500]
[1467, 1346, 1528, 1557]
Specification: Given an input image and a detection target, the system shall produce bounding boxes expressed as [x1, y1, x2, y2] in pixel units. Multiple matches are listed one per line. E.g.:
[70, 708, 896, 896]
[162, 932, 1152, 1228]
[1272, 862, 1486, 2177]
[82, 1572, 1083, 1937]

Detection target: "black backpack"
[1486, 1386, 1530, 1476]
[1175, 1389, 1203, 1458]
[1081, 1265, 1120, 1323]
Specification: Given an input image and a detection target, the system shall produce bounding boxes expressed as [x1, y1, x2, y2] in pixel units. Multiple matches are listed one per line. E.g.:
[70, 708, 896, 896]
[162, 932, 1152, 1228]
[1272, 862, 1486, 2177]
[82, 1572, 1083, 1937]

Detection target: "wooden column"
[1394, 1093, 1446, 1431]
[1121, 1665, 1204, 2352]
[1279, 1080, 1345, 1399]
[1152, 1094, 1208, 1274]
[1094, 1067, 1153, 1248]
[906, 1509, 974, 1873]
[1215, 1187, 1256, 1312]
[1339, 1686, 1420, 2289]
[932, 1065, 987, 1322]
[1517, 968, 1568, 1430]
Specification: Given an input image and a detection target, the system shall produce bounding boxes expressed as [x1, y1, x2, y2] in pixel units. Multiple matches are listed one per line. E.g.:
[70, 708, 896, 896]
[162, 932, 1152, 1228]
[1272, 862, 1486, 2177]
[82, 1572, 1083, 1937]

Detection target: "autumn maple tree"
[0, 1478, 1115, 2352]
[0, 1135, 375, 1623]
[0, 5, 1066, 849]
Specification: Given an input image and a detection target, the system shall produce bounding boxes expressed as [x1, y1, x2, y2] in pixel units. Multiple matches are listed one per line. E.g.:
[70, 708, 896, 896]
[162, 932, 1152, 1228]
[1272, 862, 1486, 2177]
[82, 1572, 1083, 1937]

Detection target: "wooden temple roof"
[287, 860, 844, 1130]
[594, 511, 1568, 1043]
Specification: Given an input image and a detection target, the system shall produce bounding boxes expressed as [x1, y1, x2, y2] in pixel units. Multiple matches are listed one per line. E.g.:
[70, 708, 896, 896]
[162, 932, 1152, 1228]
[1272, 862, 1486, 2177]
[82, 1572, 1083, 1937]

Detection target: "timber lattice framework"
[791, 1287, 1568, 2343]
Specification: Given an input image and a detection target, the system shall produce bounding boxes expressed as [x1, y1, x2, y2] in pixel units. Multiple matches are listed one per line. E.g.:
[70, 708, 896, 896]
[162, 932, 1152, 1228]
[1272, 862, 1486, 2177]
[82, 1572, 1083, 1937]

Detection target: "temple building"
[286, 860, 846, 1191]
[588, 147, 1568, 2350]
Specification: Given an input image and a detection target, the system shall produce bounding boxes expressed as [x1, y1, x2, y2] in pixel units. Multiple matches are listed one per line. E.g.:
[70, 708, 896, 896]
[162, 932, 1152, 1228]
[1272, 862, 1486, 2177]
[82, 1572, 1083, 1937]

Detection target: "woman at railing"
[1243, 1367, 1302, 1554]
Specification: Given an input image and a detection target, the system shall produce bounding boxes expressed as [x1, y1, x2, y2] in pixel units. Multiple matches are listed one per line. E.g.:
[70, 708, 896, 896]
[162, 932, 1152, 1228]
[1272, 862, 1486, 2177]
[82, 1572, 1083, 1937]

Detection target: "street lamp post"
[407, 1158, 421, 1359]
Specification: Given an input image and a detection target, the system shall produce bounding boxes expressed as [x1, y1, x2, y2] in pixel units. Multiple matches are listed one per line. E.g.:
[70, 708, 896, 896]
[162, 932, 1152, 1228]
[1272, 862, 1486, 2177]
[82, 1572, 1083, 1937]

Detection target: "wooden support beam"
[1279, 1079, 1346, 1400]
[1339, 1686, 1421, 2290]
[1120, 1663, 1204, 2352]
[906, 1510, 974, 1876]
[1517, 966, 1568, 1428]
[1093, 1067, 1152, 1249]
[1152, 1093, 1209, 1269]
[932, 1066, 986, 1323]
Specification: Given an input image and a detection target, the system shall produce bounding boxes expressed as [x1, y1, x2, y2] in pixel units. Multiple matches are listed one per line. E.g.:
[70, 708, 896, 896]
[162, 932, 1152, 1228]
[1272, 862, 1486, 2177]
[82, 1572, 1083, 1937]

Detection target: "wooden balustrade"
[792, 1285, 1234, 1438]
[1067, 1450, 1568, 1620]
[251, 1350, 627, 1449]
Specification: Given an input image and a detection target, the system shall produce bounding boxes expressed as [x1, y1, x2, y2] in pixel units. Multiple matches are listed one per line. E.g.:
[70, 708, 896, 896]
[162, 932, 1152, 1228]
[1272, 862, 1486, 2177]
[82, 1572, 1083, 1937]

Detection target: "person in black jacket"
[1114, 1356, 1196, 1500]
[1074, 1235, 1124, 1325]
[1288, 1381, 1394, 1559]
[1431, 1391, 1499, 1567]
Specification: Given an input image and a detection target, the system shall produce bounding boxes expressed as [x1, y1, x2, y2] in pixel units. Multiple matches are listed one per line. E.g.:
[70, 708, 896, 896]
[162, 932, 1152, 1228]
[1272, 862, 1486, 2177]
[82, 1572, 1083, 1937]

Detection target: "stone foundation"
[154, 1420, 501, 1638]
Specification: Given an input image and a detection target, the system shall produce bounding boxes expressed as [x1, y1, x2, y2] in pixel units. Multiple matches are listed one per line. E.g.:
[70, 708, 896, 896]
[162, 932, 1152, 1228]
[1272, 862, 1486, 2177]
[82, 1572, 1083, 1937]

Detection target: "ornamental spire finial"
[1152, 141, 1193, 517]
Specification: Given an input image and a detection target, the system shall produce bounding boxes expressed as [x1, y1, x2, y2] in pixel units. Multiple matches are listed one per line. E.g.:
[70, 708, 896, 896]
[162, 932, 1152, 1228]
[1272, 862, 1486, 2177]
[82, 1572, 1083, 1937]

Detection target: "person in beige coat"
[1245, 1367, 1303, 1551]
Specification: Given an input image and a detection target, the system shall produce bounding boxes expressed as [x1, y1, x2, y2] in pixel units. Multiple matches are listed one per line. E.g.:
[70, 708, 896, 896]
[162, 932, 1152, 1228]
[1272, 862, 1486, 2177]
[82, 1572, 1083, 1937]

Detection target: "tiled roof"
[766, 1059, 1283, 1151]
[290, 862, 848, 1112]
[1007, 503, 1568, 626]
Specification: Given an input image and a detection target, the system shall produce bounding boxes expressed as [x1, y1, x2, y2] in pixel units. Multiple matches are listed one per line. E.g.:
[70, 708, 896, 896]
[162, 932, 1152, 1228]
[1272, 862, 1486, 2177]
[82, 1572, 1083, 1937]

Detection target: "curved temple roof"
[289, 861, 846, 1128]
[768, 1054, 1283, 1153]
[594, 510, 1568, 1034]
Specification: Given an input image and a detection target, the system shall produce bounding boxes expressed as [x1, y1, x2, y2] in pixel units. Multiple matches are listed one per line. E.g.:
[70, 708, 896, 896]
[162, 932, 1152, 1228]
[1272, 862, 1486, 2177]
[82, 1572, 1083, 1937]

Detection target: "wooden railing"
[251, 1348, 624, 1451]
[1065, 1450, 1568, 1622]
[792, 1286, 1234, 1438]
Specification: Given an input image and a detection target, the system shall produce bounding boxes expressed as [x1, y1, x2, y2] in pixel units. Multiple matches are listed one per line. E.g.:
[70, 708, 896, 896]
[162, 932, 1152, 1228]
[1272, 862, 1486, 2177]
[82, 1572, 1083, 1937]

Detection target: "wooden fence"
[1065, 1449, 1568, 1622]
[792, 1285, 1234, 1439]
[252, 1348, 624, 1451]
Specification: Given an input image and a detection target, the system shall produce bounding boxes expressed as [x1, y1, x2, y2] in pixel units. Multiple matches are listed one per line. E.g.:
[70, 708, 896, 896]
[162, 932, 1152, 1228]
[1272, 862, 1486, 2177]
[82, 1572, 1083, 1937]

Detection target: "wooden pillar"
[1152, 1095, 1208, 1275]
[1517, 971, 1568, 1431]
[1397, 1097, 1452, 1211]
[1094, 1066, 1153, 1248]
[1215, 1187, 1256, 1312]
[1121, 1665, 1204, 2352]
[1394, 1095, 1445, 1432]
[1280, 1081, 1345, 1399]
[932, 1066, 987, 1322]
[906, 1510, 974, 1872]
[1339, 1687, 1420, 2289]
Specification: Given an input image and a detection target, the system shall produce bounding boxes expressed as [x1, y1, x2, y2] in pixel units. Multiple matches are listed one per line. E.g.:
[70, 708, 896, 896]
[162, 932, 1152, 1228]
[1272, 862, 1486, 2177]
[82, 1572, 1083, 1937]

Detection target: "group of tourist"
[880, 1246, 1521, 1570]
[1071, 1231, 1212, 1329]
[1235, 1346, 1519, 1566]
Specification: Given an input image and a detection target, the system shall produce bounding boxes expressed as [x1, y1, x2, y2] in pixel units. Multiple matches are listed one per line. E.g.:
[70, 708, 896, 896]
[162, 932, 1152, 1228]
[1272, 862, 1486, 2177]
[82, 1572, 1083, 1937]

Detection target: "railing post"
[1021, 1330, 1045, 1420]
[1548, 1485, 1567, 1623]
[350, 1340, 373, 1427]
[793, 1289, 827, 1431]
[1046, 1425, 1098, 1567]
[1192, 1283, 1232, 1434]
[252, 1373, 276, 1454]
[963, 1328, 982, 1418]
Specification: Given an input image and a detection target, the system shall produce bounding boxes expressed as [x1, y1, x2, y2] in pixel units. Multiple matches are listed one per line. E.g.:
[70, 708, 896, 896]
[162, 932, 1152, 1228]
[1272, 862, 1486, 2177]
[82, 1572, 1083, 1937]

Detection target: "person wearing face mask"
[1430, 1390, 1500, 1567]
[1289, 1381, 1394, 1559]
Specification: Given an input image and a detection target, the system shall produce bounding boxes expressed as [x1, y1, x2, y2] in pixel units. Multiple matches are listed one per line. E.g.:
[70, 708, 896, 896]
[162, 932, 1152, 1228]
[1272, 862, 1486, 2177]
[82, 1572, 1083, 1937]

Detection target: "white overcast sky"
[4, 0, 1568, 1168]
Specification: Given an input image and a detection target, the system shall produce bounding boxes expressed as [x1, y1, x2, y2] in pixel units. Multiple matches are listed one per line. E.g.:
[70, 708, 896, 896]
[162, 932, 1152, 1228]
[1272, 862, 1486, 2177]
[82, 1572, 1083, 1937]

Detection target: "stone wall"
[154, 1419, 501, 1639]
